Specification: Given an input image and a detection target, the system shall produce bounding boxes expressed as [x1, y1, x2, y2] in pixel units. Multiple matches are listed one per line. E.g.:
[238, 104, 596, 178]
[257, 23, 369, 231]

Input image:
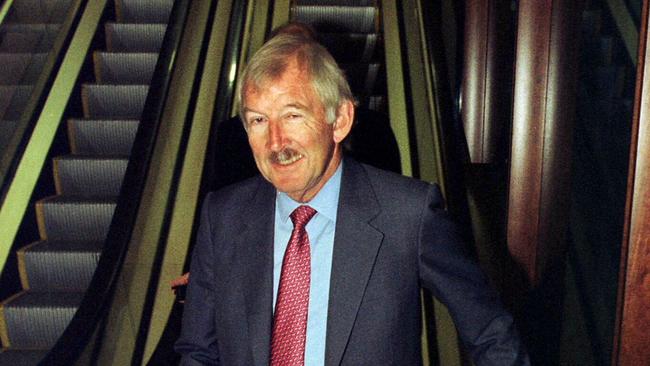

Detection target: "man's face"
[243, 59, 352, 202]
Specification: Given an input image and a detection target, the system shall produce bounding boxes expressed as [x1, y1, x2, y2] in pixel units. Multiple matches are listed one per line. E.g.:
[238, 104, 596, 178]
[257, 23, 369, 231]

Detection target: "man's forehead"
[245, 57, 309, 89]
[244, 76, 315, 103]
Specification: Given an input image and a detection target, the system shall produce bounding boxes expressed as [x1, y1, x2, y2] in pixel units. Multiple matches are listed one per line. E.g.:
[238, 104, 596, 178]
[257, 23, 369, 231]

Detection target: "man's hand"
[171, 272, 190, 303]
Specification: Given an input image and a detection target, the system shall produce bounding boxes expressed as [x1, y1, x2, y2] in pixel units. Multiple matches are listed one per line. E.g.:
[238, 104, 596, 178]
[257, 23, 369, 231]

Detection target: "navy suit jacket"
[176, 158, 529, 365]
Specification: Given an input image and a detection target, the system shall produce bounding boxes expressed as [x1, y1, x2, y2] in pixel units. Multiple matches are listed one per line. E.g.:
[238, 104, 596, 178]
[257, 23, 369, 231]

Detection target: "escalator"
[0, 0, 173, 364]
[82, 0, 458, 364]
[291, 1, 401, 174]
[292, 0, 386, 110]
[0, 0, 73, 155]
[146, 1, 396, 364]
[143, 0, 390, 365]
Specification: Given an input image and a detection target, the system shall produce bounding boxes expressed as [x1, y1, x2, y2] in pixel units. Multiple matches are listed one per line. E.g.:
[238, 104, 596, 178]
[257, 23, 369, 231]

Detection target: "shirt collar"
[277, 161, 343, 224]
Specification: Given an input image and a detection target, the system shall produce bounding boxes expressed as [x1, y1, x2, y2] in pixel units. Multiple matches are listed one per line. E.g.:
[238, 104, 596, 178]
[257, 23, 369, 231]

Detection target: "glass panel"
[560, 0, 641, 364]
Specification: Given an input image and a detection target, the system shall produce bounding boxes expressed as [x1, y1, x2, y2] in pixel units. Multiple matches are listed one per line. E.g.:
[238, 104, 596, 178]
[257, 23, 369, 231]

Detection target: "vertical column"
[460, 0, 516, 297]
[461, 0, 513, 163]
[507, 0, 581, 363]
[508, 0, 579, 290]
[614, 1, 650, 364]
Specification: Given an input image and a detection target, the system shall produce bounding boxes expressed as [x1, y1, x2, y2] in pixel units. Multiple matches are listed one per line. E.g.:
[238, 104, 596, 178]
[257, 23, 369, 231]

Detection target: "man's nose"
[267, 119, 285, 151]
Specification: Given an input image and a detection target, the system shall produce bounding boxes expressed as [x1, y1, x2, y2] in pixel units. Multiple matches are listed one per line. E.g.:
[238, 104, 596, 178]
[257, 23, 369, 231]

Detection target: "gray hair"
[236, 33, 355, 124]
[267, 21, 316, 41]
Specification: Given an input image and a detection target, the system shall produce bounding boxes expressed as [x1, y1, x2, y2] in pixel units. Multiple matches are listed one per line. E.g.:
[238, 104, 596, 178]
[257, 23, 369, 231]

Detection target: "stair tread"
[22, 240, 103, 253]
[4, 0, 73, 25]
[105, 23, 166, 52]
[0, 23, 61, 31]
[0, 85, 35, 120]
[116, 0, 174, 23]
[292, 5, 378, 33]
[95, 51, 159, 56]
[0, 120, 19, 147]
[68, 119, 139, 155]
[296, 0, 375, 4]
[0, 349, 48, 363]
[0, 30, 57, 52]
[53, 156, 129, 196]
[1, 291, 82, 349]
[319, 32, 380, 63]
[94, 52, 159, 84]
[82, 84, 149, 119]
[3, 290, 83, 308]
[0, 53, 48, 85]
[19, 241, 102, 291]
[36, 197, 117, 242]
[39, 195, 118, 204]
[54, 154, 130, 160]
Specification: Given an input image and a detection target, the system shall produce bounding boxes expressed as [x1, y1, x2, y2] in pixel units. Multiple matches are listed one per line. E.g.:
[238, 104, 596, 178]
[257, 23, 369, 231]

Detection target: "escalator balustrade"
[0, 0, 173, 364]
[0, 0, 73, 161]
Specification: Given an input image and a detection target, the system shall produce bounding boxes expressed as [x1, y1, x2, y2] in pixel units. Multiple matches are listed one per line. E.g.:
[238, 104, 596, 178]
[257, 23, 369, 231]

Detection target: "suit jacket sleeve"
[418, 185, 530, 366]
[175, 192, 221, 365]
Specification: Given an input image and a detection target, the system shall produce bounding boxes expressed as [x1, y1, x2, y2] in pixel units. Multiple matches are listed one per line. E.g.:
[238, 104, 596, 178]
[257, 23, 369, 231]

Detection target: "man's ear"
[333, 100, 355, 143]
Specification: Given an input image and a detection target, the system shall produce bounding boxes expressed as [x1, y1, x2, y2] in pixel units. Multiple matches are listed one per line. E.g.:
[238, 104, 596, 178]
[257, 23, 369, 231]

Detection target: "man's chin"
[272, 181, 303, 195]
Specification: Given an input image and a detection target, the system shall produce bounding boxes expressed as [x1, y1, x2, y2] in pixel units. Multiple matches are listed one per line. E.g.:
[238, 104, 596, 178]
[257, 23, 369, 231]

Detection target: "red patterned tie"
[270, 205, 317, 366]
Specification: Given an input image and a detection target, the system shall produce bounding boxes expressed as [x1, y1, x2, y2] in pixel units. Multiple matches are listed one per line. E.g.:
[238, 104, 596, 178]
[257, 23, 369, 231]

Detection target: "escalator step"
[54, 156, 129, 196]
[367, 95, 385, 111]
[68, 119, 139, 155]
[4, 0, 74, 24]
[293, 5, 378, 34]
[0, 53, 48, 85]
[115, 0, 174, 23]
[36, 197, 117, 242]
[340, 62, 381, 96]
[105, 23, 166, 52]
[0, 24, 60, 53]
[319, 32, 380, 63]
[0, 291, 82, 349]
[0, 350, 48, 365]
[0, 85, 34, 120]
[18, 241, 102, 291]
[82, 84, 149, 119]
[297, 0, 376, 5]
[94, 52, 159, 84]
[0, 120, 19, 149]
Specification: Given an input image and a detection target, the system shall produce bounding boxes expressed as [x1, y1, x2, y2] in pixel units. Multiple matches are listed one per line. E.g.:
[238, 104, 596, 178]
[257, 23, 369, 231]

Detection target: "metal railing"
[40, 0, 193, 363]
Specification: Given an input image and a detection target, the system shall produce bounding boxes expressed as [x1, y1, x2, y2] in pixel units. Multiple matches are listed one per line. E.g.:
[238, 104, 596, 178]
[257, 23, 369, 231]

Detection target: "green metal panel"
[142, 0, 234, 361]
[0, 0, 15, 26]
[382, 0, 413, 177]
[93, 0, 218, 364]
[0, 0, 107, 281]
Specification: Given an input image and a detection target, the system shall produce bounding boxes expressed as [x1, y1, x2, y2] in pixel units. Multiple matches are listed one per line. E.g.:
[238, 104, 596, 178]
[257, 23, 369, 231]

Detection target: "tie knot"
[290, 205, 317, 228]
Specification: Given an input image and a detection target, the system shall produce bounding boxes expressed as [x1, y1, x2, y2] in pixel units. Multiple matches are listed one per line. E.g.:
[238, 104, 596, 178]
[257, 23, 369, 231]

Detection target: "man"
[171, 22, 400, 292]
[175, 34, 529, 365]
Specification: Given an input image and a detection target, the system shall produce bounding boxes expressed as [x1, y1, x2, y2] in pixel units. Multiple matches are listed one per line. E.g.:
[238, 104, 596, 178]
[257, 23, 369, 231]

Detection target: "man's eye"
[248, 117, 265, 125]
[287, 113, 302, 120]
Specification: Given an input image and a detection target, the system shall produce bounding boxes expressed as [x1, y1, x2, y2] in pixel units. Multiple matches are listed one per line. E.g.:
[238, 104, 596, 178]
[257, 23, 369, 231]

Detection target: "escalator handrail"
[412, 0, 475, 250]
[40, 0, 193, 364]
[203, 0, 248, 195]
[0, 0, 87, 200]
[0, 0, 14, 26]
[418, 0, 471, 196]
[0, 0, 89, 274]
[143, 0, 250, 363]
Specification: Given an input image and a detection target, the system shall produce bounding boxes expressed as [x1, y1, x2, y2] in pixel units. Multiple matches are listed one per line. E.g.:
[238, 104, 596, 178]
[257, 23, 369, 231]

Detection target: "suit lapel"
[235, 178, 276, 366]
[325, 159, 384, 365]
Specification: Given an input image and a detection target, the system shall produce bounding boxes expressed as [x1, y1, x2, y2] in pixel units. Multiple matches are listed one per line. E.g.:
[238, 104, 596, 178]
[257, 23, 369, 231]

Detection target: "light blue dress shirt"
[273, 162, 342, 366]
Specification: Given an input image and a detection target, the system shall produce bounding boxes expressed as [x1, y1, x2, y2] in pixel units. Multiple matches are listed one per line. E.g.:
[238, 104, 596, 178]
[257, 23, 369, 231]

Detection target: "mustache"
[269, 148, 301, 164]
